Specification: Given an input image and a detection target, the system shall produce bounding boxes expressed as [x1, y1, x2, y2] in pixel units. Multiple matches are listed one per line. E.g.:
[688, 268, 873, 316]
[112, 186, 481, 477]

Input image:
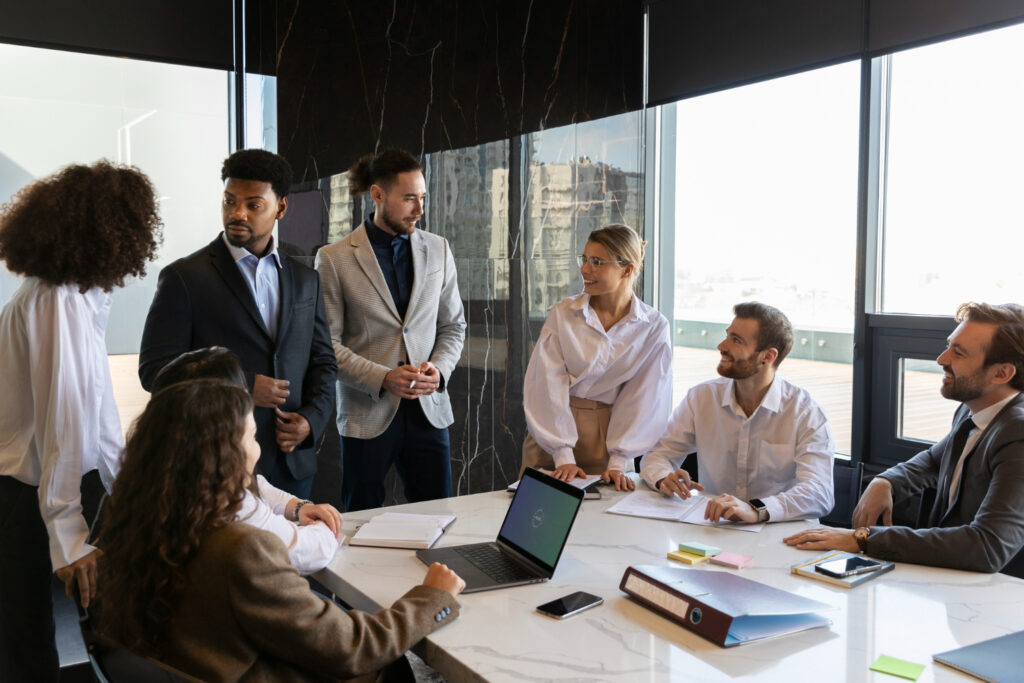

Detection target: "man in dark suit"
[785, 302, 1024, 577]
[139, 149, 335, 498]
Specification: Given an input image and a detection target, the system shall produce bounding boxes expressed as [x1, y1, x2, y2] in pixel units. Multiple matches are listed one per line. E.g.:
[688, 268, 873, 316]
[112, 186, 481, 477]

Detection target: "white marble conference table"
[315, 482, 1024, 682]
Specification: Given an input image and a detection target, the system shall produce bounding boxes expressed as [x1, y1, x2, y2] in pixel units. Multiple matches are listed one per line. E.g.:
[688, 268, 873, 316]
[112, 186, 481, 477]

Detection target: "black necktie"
[944, 417, 977, 506]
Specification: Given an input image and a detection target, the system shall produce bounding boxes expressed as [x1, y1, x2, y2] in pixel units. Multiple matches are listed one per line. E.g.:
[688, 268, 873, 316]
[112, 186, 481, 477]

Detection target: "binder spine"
[619, 566, 730, 645]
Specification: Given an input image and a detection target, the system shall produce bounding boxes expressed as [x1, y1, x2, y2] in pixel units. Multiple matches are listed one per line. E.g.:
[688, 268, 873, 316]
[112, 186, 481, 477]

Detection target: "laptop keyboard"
[455, 543, 539, 583]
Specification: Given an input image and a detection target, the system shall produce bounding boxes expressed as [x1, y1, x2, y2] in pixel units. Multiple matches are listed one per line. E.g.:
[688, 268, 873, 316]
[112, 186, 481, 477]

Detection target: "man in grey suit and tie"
[315, 149, 466, 511]
[786, 302, 1024, 576]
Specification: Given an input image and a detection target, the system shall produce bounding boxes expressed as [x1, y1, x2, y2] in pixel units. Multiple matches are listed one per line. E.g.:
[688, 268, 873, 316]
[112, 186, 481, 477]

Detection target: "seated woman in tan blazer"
[522, 224, 673, 491]
[97, 380, 465, 681]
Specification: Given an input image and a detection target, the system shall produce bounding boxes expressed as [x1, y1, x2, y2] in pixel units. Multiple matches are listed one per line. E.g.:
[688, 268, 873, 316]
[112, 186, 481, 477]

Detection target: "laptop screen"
[497, 469, 584, 571]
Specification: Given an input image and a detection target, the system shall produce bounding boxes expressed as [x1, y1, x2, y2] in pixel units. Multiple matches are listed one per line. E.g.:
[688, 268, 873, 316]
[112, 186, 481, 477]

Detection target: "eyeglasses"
[576, 255, 627, 268]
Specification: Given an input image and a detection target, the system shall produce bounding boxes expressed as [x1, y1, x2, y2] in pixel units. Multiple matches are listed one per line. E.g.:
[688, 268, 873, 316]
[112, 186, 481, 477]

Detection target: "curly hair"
[221, 148, 293, 199]
[151, 346, 247, 392]
[0, 160, 162, 292]
[97, 381, 254, 652]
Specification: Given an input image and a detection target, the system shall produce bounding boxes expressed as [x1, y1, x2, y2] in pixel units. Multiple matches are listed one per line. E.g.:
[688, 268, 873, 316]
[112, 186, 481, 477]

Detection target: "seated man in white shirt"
[151, 347, 342, 574]
[641, 302, 835, 523]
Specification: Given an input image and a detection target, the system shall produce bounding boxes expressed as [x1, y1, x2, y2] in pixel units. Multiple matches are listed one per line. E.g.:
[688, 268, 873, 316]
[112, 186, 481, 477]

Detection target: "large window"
[667, 61, 861, 453]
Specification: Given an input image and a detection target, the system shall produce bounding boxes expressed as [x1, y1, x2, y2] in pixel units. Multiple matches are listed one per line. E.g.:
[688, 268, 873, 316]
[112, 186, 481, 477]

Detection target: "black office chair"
[77, 604, 196, 683]
[820, 461, 864, 528]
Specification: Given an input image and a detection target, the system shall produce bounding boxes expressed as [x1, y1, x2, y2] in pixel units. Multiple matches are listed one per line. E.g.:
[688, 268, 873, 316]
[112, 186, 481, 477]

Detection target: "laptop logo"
[531, 508, 545, 528]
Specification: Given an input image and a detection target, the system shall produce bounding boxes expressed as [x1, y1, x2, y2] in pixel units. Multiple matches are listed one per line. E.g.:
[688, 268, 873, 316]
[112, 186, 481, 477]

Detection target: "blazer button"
[403, 327, 409, 334]
[435, 613, 443, 622]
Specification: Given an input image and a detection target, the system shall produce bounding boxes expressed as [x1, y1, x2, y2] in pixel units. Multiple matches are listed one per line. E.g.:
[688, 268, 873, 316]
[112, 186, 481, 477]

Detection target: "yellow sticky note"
[667, 549, 710, 565]
[870, 655, 925, 681]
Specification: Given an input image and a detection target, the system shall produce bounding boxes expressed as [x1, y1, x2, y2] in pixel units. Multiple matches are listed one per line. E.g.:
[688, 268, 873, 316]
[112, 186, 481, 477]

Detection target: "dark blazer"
[141, 524, 459, 682]
[139, 236, 336, 483]
[868, 393, 1024, 576]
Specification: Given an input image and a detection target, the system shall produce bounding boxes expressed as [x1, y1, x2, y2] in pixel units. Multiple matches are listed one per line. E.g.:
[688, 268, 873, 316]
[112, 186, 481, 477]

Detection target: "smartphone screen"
[536, 591, 604, 619]
[815, 556, 884, 578]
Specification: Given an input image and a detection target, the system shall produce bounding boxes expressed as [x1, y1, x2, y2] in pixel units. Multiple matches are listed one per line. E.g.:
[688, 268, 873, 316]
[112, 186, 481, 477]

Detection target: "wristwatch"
[292, 499, 313, 522]
[854, 527, 870, 552]
[748, 498, 769, 523]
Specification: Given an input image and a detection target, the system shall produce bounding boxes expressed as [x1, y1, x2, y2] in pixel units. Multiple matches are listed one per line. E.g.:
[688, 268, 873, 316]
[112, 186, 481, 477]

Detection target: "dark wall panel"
[274, 0, 645, 182]
[647, 0, 865, 106]
[868, 0, 1024, 54]
[0, 0, 234, 70]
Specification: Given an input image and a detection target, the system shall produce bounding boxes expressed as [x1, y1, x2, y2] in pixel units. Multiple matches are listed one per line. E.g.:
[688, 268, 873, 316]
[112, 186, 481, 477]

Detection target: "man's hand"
[656, 469, 704, 499]
[417, 361, 443, 396]
[601, 468, 635, 491]
[852, 477, 894, 528]
[382, 365, 437, 399]
[297, 502, 343, 537]
[704, 494, 758, 523]
[276, 409, 311, 452]
[422, 562, 466, 598]
[551, 463, 587, 482]
[55, 549, 101, 608]
[783, 527, 860, 553]
[254, 374, 290, 408]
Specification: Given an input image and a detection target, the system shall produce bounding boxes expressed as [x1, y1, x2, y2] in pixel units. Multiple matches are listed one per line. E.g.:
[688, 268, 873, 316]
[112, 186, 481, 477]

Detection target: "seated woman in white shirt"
[522, 224, 673, 491]
[151, 347, 341, 574]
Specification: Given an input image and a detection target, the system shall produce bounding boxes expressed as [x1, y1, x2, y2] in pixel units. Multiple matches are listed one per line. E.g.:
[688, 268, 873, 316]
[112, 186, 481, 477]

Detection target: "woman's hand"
[601, 468, 635, 491]
[298, 503, 343, 537]
[551, 463, 587, 482]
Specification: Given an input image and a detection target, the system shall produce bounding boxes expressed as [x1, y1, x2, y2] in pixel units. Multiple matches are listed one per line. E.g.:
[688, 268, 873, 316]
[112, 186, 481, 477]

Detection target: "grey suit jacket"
[149, 524, 459, 682]
[315, 224, 466, 439]
[867, 393, 1024, 575]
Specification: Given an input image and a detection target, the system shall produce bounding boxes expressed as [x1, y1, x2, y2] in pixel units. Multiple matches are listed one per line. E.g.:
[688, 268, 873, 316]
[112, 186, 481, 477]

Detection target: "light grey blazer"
[315, 224, 466, 439]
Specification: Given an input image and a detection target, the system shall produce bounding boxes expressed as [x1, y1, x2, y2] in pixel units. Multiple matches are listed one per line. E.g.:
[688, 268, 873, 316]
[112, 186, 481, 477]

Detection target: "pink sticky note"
[709, 552, 753, 569]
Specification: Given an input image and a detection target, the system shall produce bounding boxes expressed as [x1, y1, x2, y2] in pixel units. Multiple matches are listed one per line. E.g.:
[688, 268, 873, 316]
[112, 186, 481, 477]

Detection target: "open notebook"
[350, 512, 457, 549]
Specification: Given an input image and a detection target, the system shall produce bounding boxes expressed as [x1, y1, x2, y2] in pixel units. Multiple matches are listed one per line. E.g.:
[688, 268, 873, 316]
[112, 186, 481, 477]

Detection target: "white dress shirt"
[524, 293, 673, 472]
[641, 375, 835, 521]
[948, 391, 1020, 505]
[235, 474, 339, 575]
[0, 278, 124, 569]
[222, 232, 282, 339]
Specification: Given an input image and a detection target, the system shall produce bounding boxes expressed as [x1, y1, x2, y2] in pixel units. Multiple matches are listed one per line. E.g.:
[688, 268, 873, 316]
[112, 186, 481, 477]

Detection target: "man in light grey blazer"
[315, 149, 466, 511]
[785, 302, 1024, 577]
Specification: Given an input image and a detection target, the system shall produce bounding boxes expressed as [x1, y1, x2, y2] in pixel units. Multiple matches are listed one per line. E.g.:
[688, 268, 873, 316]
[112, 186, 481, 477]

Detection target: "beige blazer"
[152, 523, 460, 682]
[315, 224, 466, 439]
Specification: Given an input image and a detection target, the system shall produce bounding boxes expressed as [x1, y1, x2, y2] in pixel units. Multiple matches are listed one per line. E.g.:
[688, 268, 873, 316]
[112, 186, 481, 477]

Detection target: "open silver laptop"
[416, 467, 585, 593]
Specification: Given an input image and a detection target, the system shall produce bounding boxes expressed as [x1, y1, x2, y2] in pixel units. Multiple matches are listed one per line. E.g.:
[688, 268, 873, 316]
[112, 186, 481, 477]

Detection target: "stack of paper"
[350, 512, 457, 549]
[605, 490, 765, 532]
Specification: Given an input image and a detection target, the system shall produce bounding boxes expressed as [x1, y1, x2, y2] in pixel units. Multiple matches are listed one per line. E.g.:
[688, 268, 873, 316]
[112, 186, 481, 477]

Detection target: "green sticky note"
[870, 655, 925, 681]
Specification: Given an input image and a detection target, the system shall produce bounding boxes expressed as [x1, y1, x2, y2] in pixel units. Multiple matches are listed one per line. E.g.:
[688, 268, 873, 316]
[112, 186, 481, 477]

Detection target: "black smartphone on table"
[536, 591, 604, 619]
[815, 555, 885, 578]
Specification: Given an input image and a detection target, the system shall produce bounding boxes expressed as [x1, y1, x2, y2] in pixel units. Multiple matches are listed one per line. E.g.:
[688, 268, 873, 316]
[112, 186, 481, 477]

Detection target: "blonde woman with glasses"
[521, 224, 672, 491]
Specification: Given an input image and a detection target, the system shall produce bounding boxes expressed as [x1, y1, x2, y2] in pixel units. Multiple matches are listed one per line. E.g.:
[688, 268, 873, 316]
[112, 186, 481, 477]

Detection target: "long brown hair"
[98, 381, 253, 651]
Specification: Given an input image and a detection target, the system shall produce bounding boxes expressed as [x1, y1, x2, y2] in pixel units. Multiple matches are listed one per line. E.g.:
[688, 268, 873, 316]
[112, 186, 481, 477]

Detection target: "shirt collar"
[365, 215, 410, 246]
[722, 375, 783, 416]
[221, 231, 283, 268]
[571, 292, 648, 325]
[970, 391, 1021, 432]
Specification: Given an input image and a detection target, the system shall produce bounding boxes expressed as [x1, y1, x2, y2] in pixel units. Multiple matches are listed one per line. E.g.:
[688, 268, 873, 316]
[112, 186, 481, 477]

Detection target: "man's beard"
[940, 365, 986, 403]
[380, 205, 416, 235]
[717, 354, 760, 380]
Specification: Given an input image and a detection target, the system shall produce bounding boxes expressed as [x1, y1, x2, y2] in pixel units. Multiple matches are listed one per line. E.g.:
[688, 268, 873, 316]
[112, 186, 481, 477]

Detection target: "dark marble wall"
[274, 1, 648, 504]
[271, 0, 644, 181]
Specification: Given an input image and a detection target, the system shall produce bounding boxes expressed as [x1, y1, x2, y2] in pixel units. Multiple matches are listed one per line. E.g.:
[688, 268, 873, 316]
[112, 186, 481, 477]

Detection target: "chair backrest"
[79, 605, 197, 683]
[820, 460, 864, 528]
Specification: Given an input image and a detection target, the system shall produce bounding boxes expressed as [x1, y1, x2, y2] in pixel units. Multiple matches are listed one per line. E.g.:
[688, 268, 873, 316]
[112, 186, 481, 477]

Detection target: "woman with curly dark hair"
[99, 381, 465, 681]
[0, 160, 162, 682]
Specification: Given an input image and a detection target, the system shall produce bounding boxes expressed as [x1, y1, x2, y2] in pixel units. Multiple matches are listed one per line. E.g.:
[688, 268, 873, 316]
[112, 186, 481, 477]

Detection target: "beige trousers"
[521, 397, 616, 476]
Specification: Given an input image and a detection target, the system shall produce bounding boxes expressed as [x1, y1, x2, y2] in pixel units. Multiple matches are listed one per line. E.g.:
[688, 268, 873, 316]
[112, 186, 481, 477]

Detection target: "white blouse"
[0, 278, 123, 569]
[523, 293, 673, 472]
[236, 475, 339, 574]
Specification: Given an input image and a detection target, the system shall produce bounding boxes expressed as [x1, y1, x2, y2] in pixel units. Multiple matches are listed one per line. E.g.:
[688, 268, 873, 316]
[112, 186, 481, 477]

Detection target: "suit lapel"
[276, 256, 293, 343]
[208, 236, 272, 340]
[406, 231, 428, 322]
[351, 225, 402, 322]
